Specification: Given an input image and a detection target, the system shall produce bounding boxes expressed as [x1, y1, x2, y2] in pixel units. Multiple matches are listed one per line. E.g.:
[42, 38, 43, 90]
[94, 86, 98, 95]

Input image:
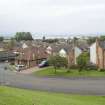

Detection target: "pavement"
[0, 63, 105, 95]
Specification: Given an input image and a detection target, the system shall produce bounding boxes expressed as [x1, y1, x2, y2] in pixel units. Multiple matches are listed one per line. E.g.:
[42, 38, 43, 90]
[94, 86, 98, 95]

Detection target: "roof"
[16, 46, 47, 61]
[48, 43, 74, 54]
[77, 44, 89, 51]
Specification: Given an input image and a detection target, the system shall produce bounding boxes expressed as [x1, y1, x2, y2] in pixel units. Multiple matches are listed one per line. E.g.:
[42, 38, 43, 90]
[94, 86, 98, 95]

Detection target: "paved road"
[0, 63, 105, 95]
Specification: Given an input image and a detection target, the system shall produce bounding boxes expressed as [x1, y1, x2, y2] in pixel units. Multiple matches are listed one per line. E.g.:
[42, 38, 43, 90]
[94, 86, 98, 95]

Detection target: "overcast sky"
[0, 0, 105, 37]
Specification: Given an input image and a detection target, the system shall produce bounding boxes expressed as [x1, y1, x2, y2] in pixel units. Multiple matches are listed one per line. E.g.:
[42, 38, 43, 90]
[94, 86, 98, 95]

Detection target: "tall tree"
[3, 37, 15, 51]
[25, 32, 33, 40]
[100, 35, 105, 41]
[15, 32, 33, 41]
[87, 36, 97, 45]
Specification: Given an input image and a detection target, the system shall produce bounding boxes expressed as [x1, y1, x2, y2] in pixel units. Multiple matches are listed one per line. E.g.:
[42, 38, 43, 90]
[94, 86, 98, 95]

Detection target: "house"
[46, 44, 82, 66]
[90, 38, 105, 69]
[15, 46, 47, 68]
[12, 41, 48, 68]
[12, 41, 34, 54]
[59, 48, 67, 58]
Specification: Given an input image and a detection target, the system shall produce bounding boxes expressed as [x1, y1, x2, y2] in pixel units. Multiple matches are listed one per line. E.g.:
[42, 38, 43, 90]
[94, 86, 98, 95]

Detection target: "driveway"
[18, 67, 40, 74]
[0, 63, 105, 95]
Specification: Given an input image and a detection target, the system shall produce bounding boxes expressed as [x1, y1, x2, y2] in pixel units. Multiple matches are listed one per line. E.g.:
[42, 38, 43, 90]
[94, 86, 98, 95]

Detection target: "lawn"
[0, 86, 105, 105]
[35, 67, 105, 77]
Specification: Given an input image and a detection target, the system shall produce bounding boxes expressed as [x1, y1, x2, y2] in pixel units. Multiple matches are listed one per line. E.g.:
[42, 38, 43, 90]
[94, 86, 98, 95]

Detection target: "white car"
[15, 65, 25, 71]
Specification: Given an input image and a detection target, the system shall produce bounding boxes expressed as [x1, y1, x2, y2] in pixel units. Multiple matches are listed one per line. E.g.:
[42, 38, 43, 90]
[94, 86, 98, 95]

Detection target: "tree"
[48, 55, 68, 73]
[87, 36, 97, 45]
[15, 32, 33, 41]
[0, 36, 4, 42]
[77, 52, 89, 72]
[100, 35, 105, 41]
[25, 32, 33, 40]
[6, 37, 16, 50]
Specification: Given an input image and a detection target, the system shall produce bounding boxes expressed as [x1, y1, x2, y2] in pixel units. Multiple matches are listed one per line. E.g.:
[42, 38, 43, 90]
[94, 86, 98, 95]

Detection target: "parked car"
[15, 64, 25, 72]
[38, 60, 49, 68]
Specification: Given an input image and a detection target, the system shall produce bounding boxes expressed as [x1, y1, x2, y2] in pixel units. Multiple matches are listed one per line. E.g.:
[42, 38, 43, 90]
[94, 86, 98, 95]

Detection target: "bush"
[98, 68, 105, 72]
[77, 52, 89, 71]
[48, 54, 68, 73]
[86, 63, 98, 70]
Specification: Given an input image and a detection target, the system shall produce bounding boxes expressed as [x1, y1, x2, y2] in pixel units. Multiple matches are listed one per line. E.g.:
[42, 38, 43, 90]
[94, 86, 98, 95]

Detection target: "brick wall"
[67, 49, 75, 67]
[96, 39, 104, 69]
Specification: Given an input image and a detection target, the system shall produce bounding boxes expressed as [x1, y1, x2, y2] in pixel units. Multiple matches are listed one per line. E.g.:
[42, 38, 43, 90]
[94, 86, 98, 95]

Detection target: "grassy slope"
[0, 86, 105, 105]
[35, 67, 105, 77]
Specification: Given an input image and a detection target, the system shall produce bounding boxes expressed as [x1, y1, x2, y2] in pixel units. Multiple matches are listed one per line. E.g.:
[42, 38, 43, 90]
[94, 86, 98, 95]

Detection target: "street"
[0, 63, 105, 95]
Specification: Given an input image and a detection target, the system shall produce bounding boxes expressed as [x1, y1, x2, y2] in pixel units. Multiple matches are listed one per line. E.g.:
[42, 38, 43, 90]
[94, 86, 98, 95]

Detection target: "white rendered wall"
[22, 43, 28, 49]
[90, 43, 96, 64]
[59, 49, 67, 58]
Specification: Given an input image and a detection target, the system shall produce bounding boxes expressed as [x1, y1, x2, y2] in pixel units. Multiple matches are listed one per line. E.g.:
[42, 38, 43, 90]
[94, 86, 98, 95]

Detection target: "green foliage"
[100, 35, 105, 41]
[77, 52, 89, 71]
[15, 32, 33, 41]
[87, 36, 97, 45]
[87, 36, 105, 45]
[0, 36, 4, 42]
[6, 37, 16, 50]
[48, 55, 68, 73]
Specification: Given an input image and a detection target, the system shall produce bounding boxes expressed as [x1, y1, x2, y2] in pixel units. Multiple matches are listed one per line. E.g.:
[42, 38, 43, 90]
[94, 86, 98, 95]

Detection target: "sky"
[0, 0, 105, 38]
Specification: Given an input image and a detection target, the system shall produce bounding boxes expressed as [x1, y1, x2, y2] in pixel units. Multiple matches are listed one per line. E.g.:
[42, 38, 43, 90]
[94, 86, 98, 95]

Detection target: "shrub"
[77, 52, 89, 72]
[48, 54, 68, 73]
[86, 63, 98, 70]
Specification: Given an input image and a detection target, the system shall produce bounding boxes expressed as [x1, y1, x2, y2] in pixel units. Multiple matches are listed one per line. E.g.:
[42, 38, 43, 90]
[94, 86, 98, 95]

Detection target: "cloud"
[0, 0, 105, 35]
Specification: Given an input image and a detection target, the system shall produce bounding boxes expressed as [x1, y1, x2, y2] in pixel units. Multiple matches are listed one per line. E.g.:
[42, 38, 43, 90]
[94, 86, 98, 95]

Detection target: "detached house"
[90, 39, 105, 69]
[15, 42, 47, 68]
[46, 44, 83, 66]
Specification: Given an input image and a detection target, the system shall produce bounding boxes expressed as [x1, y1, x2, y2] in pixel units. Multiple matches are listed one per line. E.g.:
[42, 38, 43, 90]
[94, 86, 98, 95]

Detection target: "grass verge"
[0, 86, 105, 105]
[35, 67, 105, 77]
